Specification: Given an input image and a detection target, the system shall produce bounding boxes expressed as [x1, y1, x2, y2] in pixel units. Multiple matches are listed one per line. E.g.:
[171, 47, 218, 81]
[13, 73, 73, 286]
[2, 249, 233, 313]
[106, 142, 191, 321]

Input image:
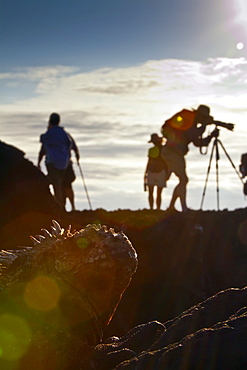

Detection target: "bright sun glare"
[236, 42, 244, 50]
[235, 0, 247, 22]
[235, 0, 247, 32]
[232, 1, 247, 52]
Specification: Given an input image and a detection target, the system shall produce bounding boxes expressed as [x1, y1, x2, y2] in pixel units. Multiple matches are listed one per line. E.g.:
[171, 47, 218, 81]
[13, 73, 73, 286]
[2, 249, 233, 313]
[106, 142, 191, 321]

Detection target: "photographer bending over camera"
[161, 104, 220, 212]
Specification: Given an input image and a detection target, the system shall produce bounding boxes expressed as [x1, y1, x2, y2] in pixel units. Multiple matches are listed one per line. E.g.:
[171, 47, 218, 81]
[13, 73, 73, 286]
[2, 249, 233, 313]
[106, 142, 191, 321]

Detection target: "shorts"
[161, 146, 187, 182]
[147, 169, 167, 188]
[62, 163, 76, 189]
[46, 163, 66, 187]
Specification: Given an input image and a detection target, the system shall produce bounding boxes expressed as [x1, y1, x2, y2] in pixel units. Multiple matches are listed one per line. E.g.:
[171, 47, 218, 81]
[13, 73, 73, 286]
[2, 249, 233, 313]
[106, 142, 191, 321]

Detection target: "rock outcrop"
[100, 208, 247, 340]
[0, 141, 60, 249]
[93, 286, 247, 369]
[0, 141, 59, 219]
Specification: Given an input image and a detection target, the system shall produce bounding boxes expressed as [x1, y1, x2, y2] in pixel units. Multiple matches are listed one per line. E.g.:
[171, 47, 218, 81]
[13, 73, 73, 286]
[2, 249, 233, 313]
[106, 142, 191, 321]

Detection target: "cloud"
[2, 57, 247, 114]
[0, 66, 78, 81]
[1, 57, 247, 210]
[201, 57, 247, 91]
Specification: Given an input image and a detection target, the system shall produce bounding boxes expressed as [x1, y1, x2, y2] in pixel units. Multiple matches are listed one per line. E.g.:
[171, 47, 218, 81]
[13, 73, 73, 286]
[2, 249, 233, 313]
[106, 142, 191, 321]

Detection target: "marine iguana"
[0, 220, 138, 369]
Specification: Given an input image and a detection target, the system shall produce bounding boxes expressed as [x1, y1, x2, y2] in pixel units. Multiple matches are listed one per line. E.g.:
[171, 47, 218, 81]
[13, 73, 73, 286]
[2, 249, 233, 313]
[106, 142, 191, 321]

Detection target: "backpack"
[244, 182, 247, 196]
[162, 109, 196, 132]
[148, 146, 168, 173]
[239, 153, 247, 195]
[239, 153, 247, 178]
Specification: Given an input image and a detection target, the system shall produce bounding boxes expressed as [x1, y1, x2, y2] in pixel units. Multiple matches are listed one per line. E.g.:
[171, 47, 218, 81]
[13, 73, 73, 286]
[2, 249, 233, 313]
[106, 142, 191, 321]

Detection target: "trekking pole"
[77, 161, 93, 210]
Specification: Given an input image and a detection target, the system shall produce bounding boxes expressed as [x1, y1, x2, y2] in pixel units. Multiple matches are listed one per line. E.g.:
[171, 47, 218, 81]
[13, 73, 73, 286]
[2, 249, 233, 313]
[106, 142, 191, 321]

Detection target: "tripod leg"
[215, 142, 220, 211]
[200, 140, 216, 209]
[217, 140, 245, 185]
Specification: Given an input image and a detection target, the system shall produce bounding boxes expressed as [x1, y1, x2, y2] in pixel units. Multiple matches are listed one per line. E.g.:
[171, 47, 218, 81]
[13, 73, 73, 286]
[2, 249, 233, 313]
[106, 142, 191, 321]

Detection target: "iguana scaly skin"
[0, 221, 138, 369]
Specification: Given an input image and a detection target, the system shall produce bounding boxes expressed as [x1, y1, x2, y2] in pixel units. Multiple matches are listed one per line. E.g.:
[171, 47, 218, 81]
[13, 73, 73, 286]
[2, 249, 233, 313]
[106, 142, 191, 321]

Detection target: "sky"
[1, 0, 247, 211]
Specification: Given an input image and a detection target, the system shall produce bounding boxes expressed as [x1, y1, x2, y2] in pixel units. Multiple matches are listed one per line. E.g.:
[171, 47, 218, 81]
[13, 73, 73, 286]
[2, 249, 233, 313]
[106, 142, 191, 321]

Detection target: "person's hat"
[196, 105, 210, 116]
[148, 133, 163, 143]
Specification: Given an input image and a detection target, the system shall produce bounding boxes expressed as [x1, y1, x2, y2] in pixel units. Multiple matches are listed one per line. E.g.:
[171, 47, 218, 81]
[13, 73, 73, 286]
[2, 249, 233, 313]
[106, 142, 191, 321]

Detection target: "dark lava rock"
[94, 287, 247, 369]
[1, 141, 247, 369]
[0, 141, 60, 249]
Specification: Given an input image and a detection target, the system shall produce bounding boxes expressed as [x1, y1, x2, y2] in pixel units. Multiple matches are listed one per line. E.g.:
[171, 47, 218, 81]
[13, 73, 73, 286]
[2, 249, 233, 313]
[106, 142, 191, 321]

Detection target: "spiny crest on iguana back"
[0, 220, 138, 291]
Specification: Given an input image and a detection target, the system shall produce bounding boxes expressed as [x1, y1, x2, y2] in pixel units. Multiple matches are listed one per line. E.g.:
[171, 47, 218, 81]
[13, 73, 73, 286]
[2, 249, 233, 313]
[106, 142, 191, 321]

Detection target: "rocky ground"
[2, 140, 247, 368]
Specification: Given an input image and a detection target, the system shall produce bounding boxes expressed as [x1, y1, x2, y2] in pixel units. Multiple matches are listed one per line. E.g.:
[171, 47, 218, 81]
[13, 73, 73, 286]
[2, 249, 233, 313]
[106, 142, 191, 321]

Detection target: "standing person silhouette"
[144, 133, 167, 210]
[37, 113, 79, 211]
[161, 105, 217, 212]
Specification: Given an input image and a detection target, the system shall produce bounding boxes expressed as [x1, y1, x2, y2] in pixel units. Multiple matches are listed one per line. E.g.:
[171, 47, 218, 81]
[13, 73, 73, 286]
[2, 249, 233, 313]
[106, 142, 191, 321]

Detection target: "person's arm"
[37, 144, 46, 169]
[144, 158, 151, 176]
[144, 158, 151, 192]
[69, 135, 80, 162]
[192, 127, 218, 147]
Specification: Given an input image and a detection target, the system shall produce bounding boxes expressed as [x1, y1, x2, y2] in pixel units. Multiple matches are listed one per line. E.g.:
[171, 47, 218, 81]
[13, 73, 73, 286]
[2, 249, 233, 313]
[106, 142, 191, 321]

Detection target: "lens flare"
[174, 115, 183, 128]
[149, 146, 160, 158]
[76, 237, 89, 249]
[24, 275, 61, 312]
[0, 314, 31, 361]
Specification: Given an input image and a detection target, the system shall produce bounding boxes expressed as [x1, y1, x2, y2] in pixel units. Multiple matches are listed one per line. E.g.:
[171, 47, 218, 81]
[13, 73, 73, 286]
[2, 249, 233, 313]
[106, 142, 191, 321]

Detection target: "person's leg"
[179, 175, 189, 212]
[168, 185, 179, 210]
[161, 147, 176, 210]
[53, 175, 65, 210]
[156, 187, 163, 210]
[47, 164, 65, 210]
[169, 176, 188, 211]
[167, 153, 188, 211]
[148, 185, 154, 210]
[64, 187, 76, 211]
[169, 169, 188, 211]
[62, 162, 76, 211]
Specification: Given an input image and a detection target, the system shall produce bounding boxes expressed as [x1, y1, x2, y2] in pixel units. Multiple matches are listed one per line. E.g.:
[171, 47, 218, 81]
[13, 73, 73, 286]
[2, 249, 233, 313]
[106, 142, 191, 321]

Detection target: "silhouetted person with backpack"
[144, 133, 167, 210]
[37, 113, 79, 211]
[161, 105, 218, 212]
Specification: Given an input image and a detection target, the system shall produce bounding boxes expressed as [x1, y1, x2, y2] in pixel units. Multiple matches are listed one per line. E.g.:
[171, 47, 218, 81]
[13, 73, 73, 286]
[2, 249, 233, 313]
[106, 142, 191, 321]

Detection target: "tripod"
[200, 129, 244, 210]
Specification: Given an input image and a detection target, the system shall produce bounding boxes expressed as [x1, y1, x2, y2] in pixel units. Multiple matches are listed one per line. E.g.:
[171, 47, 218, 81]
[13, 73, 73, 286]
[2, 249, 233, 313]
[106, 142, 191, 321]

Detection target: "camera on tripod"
[200, 118, 244, 211]
[207, 120, 234, 132]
